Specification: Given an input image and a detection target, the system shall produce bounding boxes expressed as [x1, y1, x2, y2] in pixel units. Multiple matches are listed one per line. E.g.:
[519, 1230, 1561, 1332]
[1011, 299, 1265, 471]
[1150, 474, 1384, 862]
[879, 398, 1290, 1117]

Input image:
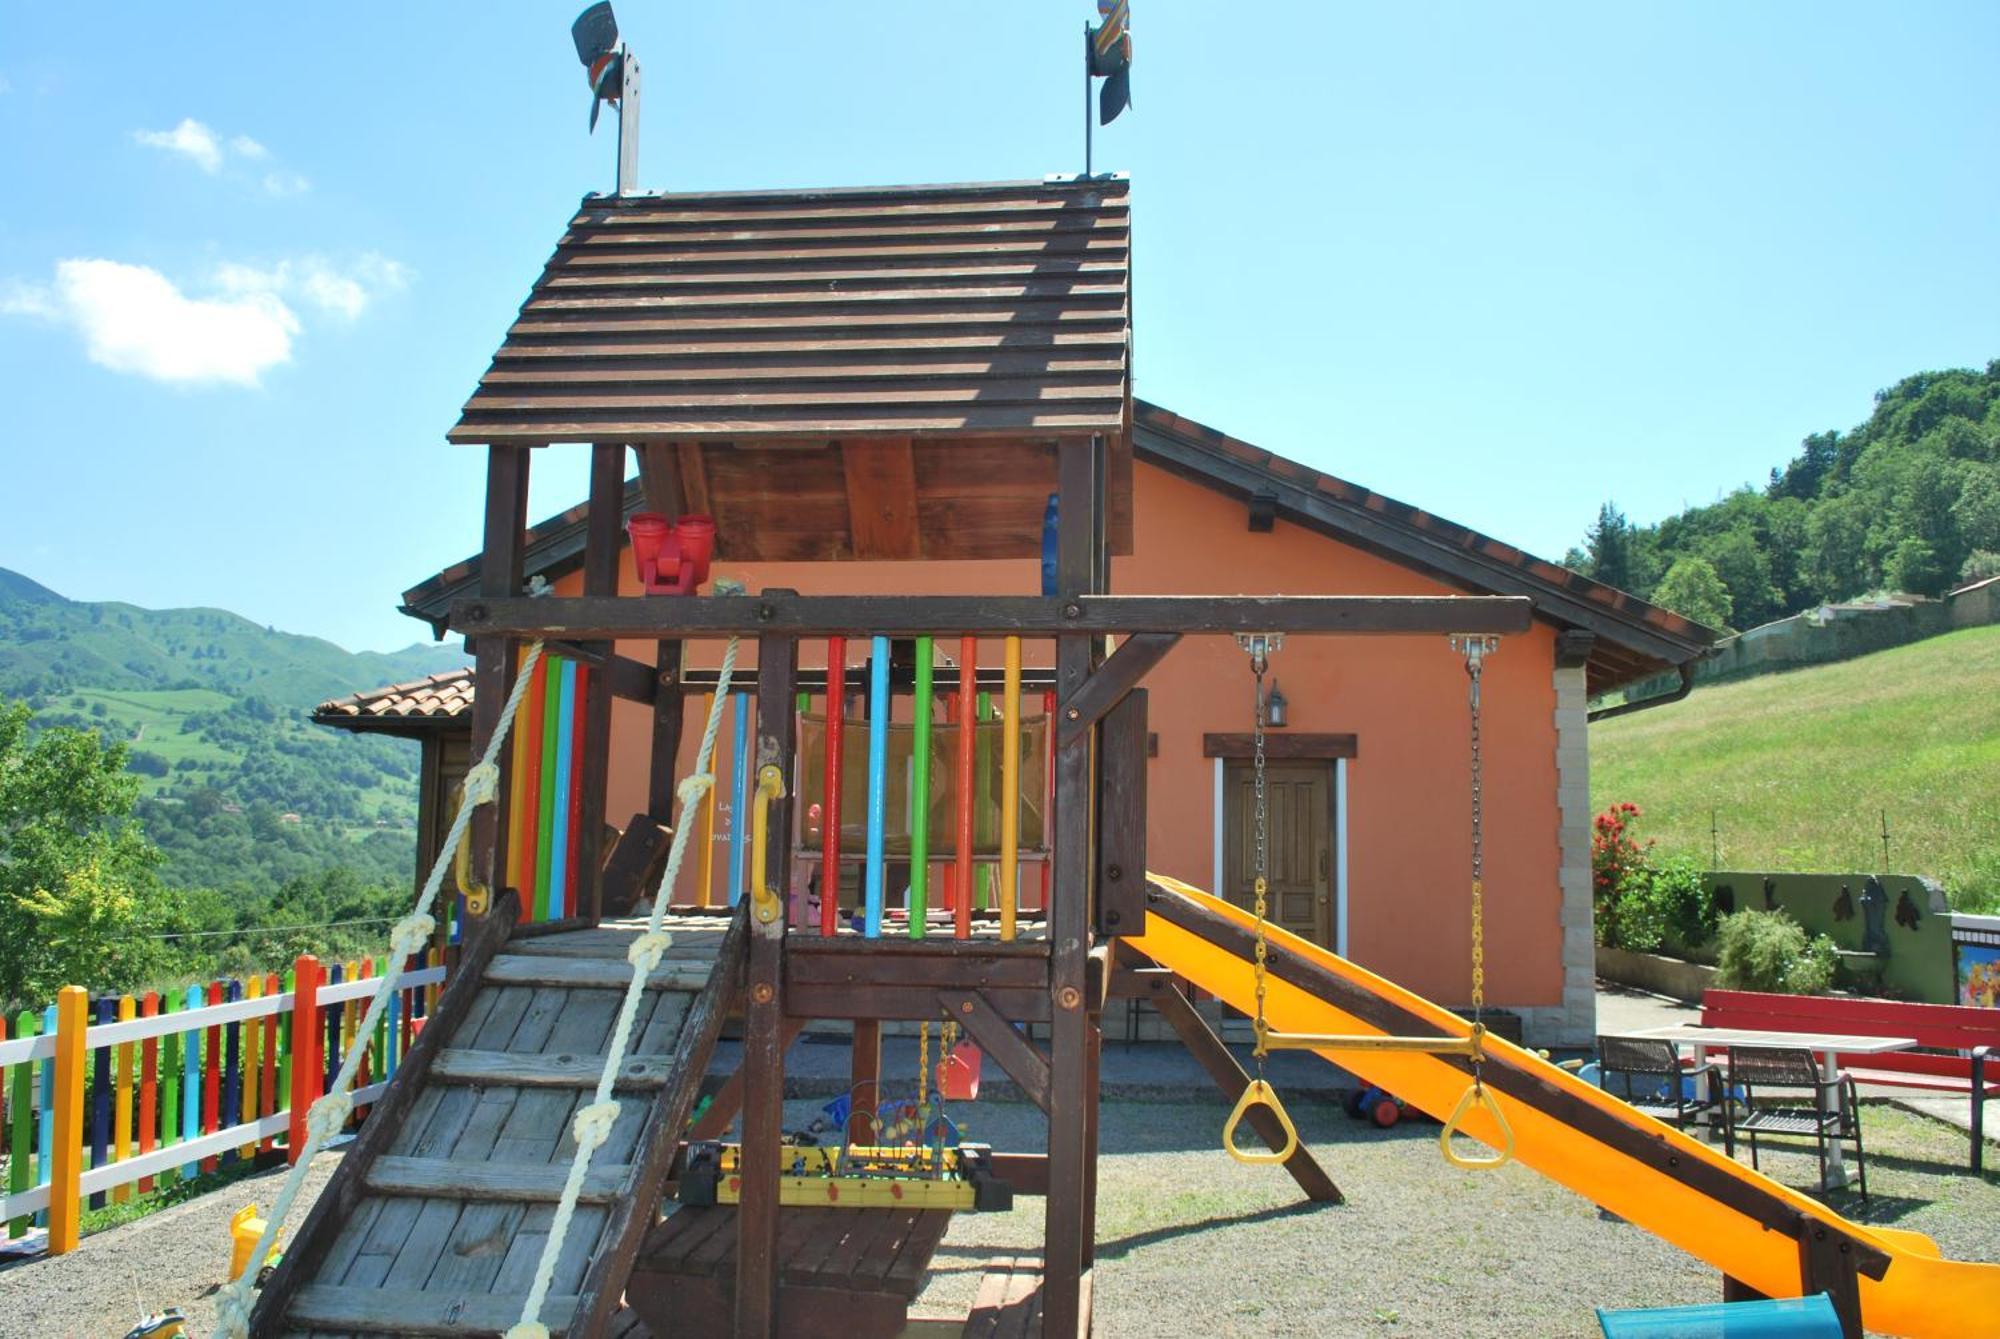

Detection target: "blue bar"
[36, 1004, 55, 1226]
[728, 692, 751, 906]
[180, 987, 200, 1180]
[864, 635, 890, 938]
[549, 659, 578, 916]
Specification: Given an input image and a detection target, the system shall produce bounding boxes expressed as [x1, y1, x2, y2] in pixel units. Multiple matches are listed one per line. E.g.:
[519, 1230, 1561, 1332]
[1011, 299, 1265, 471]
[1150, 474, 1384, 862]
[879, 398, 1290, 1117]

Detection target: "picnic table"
[1609, 1024, 1917, 1188]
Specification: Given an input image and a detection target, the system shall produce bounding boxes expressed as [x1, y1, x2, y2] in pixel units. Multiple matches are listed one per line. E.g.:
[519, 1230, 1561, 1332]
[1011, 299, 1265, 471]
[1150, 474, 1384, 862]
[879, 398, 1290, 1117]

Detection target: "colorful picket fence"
[505, 648, 592, 923]
[0, 951, 446, 1255]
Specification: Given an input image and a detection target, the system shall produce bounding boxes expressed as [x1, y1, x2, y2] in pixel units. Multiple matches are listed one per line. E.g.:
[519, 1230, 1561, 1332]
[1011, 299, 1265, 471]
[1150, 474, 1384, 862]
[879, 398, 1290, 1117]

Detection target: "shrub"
[1649, 855, 1718, 956]
[1715, 910, 1839, 994]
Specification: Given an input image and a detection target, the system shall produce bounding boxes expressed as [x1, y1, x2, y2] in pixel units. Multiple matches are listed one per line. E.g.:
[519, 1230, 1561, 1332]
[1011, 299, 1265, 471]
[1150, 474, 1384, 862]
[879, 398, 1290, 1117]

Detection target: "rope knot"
[504, 1325, 551, 1339]
[676, 772, 715, 807]
[215, 1280, 256, 1339]
[572, 1100, 621, 1153]
[464, 760, 502, 807]
[627, 930, 674, 973]
[306, 1092, 353, 1142]
[390, 912, 436, 958]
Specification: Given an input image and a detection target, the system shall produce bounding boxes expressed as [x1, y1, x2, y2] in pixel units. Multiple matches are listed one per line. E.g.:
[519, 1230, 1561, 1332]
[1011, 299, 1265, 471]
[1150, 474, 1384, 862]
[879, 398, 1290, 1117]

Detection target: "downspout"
[1587, 662, 1697, 723]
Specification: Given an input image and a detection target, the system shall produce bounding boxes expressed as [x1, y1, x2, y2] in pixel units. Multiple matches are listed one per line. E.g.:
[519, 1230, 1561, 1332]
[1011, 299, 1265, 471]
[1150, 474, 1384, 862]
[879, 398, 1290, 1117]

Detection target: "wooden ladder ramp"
[251, 897, 749, 1338]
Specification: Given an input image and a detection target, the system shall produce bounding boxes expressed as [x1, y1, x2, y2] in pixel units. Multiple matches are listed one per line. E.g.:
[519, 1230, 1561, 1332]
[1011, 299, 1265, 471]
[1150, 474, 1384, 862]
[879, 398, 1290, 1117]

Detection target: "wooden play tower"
[246, 177, 1533, 1337]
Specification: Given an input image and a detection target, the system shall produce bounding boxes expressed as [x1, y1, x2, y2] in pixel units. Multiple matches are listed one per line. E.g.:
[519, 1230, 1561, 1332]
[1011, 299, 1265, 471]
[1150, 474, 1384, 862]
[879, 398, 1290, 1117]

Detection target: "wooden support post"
[1095, 688, 1149, 938]
[640, 444, 687, 838]
[1152, 980, 1343, 1202]
[736, 629, 797, 1339]
[1796, 1213, 1865, 1339]
[1043, 435, 1103, 1338]
[469, 445, 529, 902]
[578, 442, 624, 923]
[848, 1019, 881, 1144]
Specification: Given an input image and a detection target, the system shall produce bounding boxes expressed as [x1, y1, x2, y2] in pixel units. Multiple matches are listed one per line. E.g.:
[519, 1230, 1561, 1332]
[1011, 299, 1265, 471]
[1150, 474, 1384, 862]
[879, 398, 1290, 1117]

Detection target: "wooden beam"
[571, 901, 751, 1338]
[579, 441, 625, 923]
[637, 442, 681, 516]
[1094, 688, 1148, 938]
[288, 1286, 579, 1335]
[365, 1155, 632, 1204]
[600, 814, 674, 917]
[687, 1017, 809, 1140]
[1056, 632, 1177, 748]
[676, 442, 712, 517]
[840, 437, 922, 560]
[648, 644, 686, 825]
[737, 633, 798, 1339]
[1202, 732, 1358, 761]
[1150, 978, 1343, 1203]
[848, 1019, 881, 1145]
[450, 593, 1539, 641]
[938, 990, 1052, 1114]
[247, 888, 524, 1334]
[468, 445, 529, 895]
[431, 1048, 675, 1089]
[481, 951, 708, 991]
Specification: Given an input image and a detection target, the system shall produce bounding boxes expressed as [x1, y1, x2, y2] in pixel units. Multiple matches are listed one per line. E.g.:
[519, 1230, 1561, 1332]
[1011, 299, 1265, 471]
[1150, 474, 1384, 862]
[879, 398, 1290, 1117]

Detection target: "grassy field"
[1592, 625, 2000, 910]
[64, 687, 238, 783]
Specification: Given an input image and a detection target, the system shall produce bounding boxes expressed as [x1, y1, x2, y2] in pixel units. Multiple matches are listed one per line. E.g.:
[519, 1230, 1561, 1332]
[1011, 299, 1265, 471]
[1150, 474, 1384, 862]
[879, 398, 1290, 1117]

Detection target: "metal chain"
[1458, 636, 1492, 1092]
[1249, 642, 1271, 1081]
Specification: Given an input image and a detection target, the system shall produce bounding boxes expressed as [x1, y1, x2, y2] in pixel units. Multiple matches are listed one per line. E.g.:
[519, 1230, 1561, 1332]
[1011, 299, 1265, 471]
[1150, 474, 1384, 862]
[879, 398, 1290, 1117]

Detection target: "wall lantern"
[1264, 680, 1289, 729]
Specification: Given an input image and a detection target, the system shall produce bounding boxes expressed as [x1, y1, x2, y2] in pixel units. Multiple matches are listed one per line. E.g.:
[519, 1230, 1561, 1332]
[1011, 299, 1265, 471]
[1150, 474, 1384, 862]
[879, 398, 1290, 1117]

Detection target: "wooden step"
[365, 1155, 634, 1204]
[484, 952, 712, 991]
[287, 1284, 580, 1335]
[431, 1048, 672, 1089]
[962, 1256, 1045, 1339]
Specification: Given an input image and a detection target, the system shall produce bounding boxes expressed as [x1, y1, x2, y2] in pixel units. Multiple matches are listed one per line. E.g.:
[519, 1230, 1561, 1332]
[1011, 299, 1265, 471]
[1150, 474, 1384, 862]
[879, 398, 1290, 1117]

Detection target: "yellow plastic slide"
[1127, 875, 2000, 1339]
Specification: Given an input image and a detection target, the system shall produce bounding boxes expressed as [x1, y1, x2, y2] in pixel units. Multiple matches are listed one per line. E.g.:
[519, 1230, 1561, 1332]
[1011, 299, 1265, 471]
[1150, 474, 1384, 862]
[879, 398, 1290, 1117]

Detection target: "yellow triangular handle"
[1439, 1081, 1515, 1170]
[1223, 1079, 1299, 1166]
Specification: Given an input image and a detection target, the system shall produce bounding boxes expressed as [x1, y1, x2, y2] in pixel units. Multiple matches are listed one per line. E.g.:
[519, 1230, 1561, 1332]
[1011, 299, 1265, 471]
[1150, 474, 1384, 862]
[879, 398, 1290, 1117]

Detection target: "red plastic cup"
[627, 512, 672, 583]
[674, 514, 717, 584]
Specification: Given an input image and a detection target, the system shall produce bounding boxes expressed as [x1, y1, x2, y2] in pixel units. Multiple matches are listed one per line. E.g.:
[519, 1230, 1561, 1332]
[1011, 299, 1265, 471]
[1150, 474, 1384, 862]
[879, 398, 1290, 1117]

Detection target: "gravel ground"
[0, 1151, 342, 1339]
[4, 1098, 1993, 1339]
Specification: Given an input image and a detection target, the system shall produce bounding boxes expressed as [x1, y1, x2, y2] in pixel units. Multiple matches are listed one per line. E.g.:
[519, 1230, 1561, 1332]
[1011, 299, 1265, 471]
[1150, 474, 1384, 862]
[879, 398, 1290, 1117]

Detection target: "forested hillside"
[0, 568, 464, 896]
[1568, 362, 2000, 631]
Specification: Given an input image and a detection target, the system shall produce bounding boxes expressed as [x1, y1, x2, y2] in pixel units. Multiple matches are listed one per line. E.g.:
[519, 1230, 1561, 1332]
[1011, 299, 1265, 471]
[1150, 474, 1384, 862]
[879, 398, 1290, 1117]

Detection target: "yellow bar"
[241, 976, 264, 1159]
[749, 763, 787, 925]
[505, 644, 529, 894]
[999, 636, 1022, 941]
[113, 994, 135, 1203]
[1263, 1031, 1481, 1056]
[699, 693, 718, 908]
[48, 986, 88, 1254]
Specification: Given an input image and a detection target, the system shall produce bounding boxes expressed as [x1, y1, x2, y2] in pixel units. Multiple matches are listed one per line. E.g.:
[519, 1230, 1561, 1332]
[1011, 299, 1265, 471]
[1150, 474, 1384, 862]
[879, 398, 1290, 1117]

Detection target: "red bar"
[821, 636, 845, 936]
[955, 635, 977, 939]
[567, 663, 589, 919]
[201, 981, 223, 1172]
[287, 956, 321, 1164]
[137, 991, 159, 1192]
[518, 657, 548, 921]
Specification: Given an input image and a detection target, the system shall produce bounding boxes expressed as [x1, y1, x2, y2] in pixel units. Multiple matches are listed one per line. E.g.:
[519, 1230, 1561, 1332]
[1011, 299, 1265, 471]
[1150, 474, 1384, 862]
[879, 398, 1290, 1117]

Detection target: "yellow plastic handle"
[1439, 1082, 1515, 1171]
[450, 784, 491, 917]
[749, 763, 787, 924]
[1223, 1079, 1299, 1166]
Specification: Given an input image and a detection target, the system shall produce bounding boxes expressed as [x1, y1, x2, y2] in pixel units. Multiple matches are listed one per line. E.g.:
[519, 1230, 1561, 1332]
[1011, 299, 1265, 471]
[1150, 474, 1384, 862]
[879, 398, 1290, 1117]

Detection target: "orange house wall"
[567, 461, 1564, 1010]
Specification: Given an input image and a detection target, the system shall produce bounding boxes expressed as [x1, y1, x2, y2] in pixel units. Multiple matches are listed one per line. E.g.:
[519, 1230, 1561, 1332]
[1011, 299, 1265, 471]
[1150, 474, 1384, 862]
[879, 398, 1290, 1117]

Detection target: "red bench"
[1701, 989, 1997, 1170]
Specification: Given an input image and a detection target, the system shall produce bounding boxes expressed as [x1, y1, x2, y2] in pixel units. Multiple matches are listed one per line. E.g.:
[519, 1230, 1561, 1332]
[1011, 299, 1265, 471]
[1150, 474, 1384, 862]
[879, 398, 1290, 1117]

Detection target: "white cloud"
[262, 170, 311, 198]
[229, 134, 268, 160]
[134, 118, 225, 173]
[9, 259, 297, 386]
[214, 253, 410, 321]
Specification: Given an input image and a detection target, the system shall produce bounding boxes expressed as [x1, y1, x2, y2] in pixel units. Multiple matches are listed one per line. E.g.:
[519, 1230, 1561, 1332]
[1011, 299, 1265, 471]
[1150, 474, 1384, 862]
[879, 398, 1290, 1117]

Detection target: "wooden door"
[1224, 759, 1334, 948]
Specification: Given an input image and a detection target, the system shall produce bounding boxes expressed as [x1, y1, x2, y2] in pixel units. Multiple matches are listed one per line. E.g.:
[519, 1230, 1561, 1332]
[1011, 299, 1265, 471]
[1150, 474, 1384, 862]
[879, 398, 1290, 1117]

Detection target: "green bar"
[536, 657, 563, 921]
[908, 637, 934, 938]
[276, 968, 292, 1143]
[796, 690, 809, 714]
[8, 1010, 34, 1236]
[976, 690, 994, 910]
[158, 997, 179, 1189]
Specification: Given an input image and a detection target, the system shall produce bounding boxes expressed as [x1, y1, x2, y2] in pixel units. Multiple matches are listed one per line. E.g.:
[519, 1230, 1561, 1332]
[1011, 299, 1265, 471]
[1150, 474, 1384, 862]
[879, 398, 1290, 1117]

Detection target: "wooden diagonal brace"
[1057, 632, 1179, 747]
[938, 989, 1052, 1114]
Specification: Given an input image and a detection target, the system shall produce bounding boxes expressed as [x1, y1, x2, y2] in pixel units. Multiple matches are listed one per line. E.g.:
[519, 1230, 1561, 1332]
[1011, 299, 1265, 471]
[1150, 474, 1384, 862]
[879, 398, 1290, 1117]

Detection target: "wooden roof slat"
[480, 357, 1127, 385]
[537, 260, 1128, 291]
[521, 284, 1128, 316]
[448, 410, 1122, 443]
[492, 331, 1128, 360]
[463, 383, 1127, 412]
[569, 192, 1126, 228]
[554, 235, 1129, 267]
[559, 216, 1128, 250]
[505, 309, 1129, 338]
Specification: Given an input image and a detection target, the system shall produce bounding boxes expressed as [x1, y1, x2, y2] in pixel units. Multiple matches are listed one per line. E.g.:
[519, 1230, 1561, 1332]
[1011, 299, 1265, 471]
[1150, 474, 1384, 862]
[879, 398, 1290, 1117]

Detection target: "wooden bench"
[1701, 989, 1997, 1169]
[626, 1203, 953, 1339]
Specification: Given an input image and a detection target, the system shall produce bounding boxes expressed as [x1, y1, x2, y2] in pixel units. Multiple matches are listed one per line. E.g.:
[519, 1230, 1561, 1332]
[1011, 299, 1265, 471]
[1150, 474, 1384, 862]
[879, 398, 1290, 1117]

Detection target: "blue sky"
[2, 2, 1995, 653]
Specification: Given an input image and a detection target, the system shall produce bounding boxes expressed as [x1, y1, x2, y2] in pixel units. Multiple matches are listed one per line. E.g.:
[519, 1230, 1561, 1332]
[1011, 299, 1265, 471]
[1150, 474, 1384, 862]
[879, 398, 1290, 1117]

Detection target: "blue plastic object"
[1597, 1293, 1842, 1338]
[863, 636, 890, 937]
[1040, 492, 1060, 596]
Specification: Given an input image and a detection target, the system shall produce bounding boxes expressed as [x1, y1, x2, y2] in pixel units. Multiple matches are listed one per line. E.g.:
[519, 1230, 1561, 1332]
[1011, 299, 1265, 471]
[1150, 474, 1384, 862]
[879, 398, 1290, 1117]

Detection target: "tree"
[1701, 528, 1782, 629]
[1650, 556, 1734, 630]
[0, 699, 170, 1005]
[1805, 493, 1869, 602]
[1952, 462, 2000, 556]
[1885, 536, 1946, 596]
[1960, 550, 2000, 585]
[1586, 502, 1634, 590]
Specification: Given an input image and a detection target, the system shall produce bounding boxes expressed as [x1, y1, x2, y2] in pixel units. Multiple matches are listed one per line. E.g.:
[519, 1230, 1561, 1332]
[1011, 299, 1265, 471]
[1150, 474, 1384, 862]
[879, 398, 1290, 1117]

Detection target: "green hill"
[1591, 624, 2000, 910]
[0, 567, 465, 894]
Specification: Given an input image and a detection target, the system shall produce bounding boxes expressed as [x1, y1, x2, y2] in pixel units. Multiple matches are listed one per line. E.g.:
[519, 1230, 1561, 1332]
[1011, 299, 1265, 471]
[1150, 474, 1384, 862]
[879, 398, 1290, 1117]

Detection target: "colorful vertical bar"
[821, 639, 844, 936]
[954, 636, 977, 940]
[908, 636, 934, 939]
[728, 692, 751, 906]
[1000, 637, 1022, 940]
[864, 635, 890, 938]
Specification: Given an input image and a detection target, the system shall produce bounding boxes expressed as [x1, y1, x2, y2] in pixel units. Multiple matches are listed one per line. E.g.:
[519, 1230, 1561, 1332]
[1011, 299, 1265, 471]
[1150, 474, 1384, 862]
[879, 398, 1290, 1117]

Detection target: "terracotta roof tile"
[314, 670, 474, 730]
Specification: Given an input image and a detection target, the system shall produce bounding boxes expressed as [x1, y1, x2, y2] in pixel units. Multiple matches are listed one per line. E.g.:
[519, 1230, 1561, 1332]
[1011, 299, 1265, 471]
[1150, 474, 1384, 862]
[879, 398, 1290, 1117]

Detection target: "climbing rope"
[213, 632, 550, 1338]
[504, 633, 742, 1339]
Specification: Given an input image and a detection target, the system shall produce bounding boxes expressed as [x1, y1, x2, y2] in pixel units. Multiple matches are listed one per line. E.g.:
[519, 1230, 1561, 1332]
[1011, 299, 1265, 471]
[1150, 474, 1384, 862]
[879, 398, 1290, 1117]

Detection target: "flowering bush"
[1592, 804, 1720, 955]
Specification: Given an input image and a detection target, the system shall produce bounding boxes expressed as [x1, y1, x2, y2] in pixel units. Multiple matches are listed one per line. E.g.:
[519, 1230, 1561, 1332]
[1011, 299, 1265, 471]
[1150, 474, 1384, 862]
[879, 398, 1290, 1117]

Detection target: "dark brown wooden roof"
[449, 178, 1132, 445]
